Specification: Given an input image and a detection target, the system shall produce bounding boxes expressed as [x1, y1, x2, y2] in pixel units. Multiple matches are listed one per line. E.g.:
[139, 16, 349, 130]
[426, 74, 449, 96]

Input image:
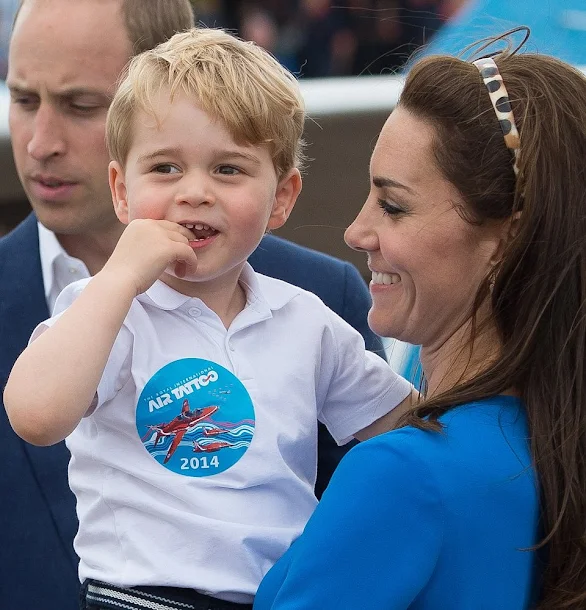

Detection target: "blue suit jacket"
[0, 213, 383, 610]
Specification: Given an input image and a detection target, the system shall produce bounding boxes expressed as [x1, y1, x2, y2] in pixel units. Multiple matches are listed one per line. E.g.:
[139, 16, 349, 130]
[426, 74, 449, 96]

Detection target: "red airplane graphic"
[203, 427, 229, 436]
[142, 399, 219, 463]
[193, 439, 233, 453]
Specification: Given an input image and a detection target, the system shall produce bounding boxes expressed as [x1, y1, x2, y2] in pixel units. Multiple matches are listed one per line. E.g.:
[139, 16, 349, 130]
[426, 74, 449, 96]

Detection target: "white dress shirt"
[38, 222, 90, 313]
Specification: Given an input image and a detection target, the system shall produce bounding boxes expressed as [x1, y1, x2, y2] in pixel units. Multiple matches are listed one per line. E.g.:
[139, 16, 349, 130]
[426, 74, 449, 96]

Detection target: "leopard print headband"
[473, 57, 520, 177]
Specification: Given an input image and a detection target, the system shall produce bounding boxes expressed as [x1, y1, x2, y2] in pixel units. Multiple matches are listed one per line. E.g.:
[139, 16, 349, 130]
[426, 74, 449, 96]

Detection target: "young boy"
[4, 28, 412, 609]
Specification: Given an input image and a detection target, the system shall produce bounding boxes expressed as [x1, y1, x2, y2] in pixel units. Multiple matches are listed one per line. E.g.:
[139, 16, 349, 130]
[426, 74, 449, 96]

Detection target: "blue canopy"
[421, 0, 586, 66]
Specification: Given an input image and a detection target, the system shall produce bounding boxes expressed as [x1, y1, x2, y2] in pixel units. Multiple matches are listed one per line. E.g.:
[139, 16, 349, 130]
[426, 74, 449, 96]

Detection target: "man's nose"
[27, 105, 67, 161]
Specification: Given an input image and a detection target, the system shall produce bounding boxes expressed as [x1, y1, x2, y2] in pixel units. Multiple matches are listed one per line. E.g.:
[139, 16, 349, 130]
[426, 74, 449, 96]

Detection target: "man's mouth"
[180, 222, 219, 241]
[28, 175, 79, 201]
[33, 175, 76, 188]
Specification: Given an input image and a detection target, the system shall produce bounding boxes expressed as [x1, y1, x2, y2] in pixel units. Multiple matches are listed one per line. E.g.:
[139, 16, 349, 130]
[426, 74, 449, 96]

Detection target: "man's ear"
[109, 160, 129, 225]
[267, 168, 302, 231]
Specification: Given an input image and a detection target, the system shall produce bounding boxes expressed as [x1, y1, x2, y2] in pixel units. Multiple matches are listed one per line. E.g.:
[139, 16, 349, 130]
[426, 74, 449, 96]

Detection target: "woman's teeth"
[371, 271, 400, 285]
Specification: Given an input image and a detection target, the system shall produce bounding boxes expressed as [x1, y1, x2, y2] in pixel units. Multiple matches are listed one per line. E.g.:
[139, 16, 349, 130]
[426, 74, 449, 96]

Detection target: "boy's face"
[109, 89, 301, 289]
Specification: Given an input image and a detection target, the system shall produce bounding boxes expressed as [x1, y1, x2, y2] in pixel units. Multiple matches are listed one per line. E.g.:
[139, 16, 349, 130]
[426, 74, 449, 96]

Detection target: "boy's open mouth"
[181, 222, 219, 241]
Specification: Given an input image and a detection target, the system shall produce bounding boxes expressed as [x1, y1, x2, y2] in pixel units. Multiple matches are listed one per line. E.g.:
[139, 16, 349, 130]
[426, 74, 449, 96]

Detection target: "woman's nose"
[344, 203, 377, 252]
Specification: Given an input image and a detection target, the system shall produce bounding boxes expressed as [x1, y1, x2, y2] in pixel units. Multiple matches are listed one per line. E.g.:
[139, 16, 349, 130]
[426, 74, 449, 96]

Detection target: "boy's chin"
[160, 268, 200, 289]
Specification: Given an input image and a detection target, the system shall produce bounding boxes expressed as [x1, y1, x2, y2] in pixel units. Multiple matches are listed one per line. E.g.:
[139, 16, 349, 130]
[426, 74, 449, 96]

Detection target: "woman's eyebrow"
[373, 176, 415, 194]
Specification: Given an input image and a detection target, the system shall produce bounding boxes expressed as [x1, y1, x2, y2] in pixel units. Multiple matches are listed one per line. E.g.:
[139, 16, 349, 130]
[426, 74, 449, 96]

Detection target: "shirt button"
[228, 343, 236, 352]
[69, 267, 78, 274]
[188, 307, 201, 318]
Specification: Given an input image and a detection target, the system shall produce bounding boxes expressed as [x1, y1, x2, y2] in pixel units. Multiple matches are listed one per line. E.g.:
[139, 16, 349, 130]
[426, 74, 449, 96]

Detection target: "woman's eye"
[153, 164, 180, 174]
[217, 165, 240, 176]
[377, 199, 404, 217]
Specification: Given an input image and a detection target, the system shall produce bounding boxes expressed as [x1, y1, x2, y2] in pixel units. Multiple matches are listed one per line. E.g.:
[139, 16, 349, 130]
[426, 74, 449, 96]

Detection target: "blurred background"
[1, 0, 584, 373]
[1, 0, 585, 259]
[0, 0, 468, 241]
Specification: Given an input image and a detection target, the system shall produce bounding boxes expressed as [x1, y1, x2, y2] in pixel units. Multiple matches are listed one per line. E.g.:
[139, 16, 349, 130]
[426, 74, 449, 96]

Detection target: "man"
[0, 1, 383, 608]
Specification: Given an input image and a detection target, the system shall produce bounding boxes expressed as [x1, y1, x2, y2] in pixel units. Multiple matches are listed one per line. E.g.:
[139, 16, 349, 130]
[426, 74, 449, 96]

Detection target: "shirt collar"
[37, 221, 90, 304]
[240, 263, 300, 312]
[38, 221, 67, 301]
[138, 262, 300, 313]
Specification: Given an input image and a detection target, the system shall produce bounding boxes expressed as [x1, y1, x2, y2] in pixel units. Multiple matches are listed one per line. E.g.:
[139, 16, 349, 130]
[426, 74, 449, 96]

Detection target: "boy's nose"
[175, 175, 216, 208]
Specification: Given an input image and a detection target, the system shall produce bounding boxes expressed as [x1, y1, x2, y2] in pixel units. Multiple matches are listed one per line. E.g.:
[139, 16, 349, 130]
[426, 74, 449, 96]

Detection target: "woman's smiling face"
[344, 107, 505, 348]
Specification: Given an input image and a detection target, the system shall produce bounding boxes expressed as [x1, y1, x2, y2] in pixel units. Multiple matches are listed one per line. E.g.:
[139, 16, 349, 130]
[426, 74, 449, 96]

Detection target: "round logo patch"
[136, 358, 255, 476]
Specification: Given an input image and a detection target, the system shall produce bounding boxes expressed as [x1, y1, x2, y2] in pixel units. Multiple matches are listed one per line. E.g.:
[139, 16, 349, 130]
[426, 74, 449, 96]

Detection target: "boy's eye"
[217, 165, 240, 176]
[153, 164, 180, 174]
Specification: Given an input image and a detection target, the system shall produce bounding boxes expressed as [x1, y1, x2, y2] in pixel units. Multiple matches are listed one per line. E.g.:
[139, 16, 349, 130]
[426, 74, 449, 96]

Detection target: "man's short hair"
[121, 0, 195, 55]
[106, 27, 306, 177]
[16, 0, 195, 56]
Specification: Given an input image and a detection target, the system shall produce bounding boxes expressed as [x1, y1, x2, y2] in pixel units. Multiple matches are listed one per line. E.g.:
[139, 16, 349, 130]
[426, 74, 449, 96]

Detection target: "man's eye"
[70, 104, 100, 113]
[153, 164, 180, 174]
[11, 96, 37, 108]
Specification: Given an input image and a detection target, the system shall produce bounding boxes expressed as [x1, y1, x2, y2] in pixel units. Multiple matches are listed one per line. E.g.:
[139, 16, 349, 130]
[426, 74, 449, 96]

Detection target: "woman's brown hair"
[398, 49, 586, 608]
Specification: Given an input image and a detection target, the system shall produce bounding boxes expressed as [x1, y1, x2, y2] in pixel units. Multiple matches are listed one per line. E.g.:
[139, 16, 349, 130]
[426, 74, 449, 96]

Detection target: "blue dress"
[254, 396, 540, 609]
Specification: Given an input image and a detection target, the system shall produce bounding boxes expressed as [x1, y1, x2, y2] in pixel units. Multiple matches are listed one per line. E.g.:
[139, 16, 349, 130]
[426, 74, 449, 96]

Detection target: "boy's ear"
[267, 168, 302, 231]
[108, 160, 129, 225]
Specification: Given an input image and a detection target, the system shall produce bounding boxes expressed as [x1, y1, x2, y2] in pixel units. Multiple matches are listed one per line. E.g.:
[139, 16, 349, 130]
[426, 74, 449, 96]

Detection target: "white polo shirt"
[43, 264, 411, 603]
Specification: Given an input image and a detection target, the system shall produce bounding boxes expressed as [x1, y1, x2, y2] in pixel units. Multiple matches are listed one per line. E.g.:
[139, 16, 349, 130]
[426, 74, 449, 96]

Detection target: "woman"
[253, 41, 586, 609]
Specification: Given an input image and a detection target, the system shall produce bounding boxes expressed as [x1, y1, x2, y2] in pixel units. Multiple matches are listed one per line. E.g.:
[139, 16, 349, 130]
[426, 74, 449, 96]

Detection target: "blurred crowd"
[194, 0, 468, 77]
[0, 0, 468, 80]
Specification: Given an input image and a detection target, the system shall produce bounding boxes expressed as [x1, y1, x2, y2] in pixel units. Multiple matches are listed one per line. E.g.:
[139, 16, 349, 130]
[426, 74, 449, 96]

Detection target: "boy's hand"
[101, 219, 200, 296]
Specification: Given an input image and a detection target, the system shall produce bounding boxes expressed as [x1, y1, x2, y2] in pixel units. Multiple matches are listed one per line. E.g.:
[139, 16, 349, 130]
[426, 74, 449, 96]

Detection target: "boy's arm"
[4, 219, 199, 447]
[354, 387, 419, 440]
[4, 271, 136, 446]
[317, 307, 415, 444]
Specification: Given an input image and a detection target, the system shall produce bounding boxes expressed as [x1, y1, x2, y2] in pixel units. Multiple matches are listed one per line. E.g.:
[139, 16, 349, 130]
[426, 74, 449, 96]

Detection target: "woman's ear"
[490, 211, 522, 266]
[267, 168, 303, 231]
[509, 211, 522, 239]
[109, 160, 129, 224]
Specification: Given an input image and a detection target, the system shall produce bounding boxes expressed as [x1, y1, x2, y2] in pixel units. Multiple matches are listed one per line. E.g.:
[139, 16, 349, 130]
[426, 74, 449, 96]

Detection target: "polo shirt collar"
[240, 263, 300, 312]
[137, 263, 300, 314]
[139, 280, 193, 311]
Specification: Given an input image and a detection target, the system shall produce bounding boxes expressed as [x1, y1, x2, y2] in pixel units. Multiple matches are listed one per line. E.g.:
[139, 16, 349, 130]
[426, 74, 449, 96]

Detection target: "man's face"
[6, 0, 132, 237]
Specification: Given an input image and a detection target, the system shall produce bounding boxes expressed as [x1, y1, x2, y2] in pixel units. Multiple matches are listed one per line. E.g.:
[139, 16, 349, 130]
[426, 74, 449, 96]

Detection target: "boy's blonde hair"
[106, 27, 306, 177]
